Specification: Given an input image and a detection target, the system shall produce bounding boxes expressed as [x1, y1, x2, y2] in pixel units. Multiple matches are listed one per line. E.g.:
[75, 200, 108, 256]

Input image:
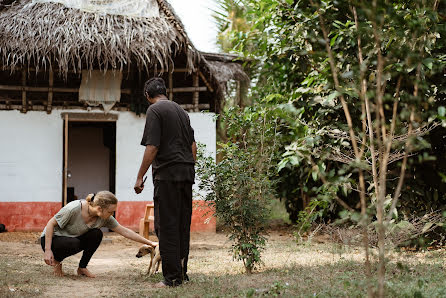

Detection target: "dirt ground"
[0, 230, 294, 297]
[1, 230, 445, 297]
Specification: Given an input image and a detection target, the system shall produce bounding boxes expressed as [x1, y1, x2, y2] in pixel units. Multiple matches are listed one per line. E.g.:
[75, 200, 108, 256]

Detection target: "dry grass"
[0, 230, 445, 297]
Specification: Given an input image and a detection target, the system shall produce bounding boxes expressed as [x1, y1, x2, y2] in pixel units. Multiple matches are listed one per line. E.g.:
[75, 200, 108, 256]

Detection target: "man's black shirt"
[140, 99, 195, 182]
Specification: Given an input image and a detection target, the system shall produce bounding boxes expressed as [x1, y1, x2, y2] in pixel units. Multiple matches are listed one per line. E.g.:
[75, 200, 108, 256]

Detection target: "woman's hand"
[147, 240, 158, 248]
[44, 249, 55, 266]
[112, 224, 158, 247]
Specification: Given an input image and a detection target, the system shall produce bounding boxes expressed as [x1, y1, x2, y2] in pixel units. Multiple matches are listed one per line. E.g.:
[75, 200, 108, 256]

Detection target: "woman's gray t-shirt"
[41, 200, 119, 237]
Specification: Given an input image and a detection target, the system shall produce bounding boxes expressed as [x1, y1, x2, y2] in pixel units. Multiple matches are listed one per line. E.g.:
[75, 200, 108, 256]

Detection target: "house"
[0, 0, 248, 232]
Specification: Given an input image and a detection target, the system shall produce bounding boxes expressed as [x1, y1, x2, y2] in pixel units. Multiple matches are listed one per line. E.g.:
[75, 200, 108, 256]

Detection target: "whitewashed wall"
[115, 111, 216, 201]
[115, 111, 151, 201]
[0, 110, 63, 202]
[0, 109, 216, 203]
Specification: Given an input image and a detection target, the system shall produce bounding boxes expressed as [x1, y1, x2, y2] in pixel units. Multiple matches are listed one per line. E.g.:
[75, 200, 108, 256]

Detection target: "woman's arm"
[43, 217, 58, 266]
[112, 224, 158, 247]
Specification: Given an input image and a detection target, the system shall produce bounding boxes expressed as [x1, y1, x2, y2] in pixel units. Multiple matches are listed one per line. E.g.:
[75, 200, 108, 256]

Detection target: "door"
[62, 113, 117, 206]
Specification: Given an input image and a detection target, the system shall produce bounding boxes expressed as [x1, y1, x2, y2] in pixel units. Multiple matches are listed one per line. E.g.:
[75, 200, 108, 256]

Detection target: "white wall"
[115, 111, 216, 201]
[115, 111, 152, 201]
[0, 110, 63, 202]
[0, 109, 216, 203]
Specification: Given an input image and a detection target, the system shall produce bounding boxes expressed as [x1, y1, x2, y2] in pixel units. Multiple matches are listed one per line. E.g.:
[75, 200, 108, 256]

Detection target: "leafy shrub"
[196, 103, 282, 273]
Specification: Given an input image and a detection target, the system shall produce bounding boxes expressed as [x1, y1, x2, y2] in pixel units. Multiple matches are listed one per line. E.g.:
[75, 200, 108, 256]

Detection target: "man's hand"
[44, 249, 55, 266]
[134, 177, 146, 194]
[135, 145, 157, 194]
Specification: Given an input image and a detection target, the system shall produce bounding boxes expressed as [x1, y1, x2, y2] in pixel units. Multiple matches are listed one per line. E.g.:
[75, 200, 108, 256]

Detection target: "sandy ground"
[0, 231, 294, 297]
[1, 230, 445, 297]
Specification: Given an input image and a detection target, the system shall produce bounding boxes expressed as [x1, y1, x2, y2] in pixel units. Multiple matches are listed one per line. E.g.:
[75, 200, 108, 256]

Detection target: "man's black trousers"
[154, 180, 192, 287]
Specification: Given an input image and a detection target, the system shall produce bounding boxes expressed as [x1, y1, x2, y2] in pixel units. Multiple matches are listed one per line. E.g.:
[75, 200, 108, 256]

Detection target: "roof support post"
[193, 72, 199, 112]
[236, 81, 241, 107]
[21, 70, 27, 113]
[47, 68, 53, 114]
[63, 114, 68, 207]
[198, 71, 214, 92]
[168, 72, 173, 100]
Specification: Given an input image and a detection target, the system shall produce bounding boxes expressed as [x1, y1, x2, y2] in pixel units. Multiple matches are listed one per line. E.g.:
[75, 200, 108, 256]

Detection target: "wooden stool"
[139, 203, 154, 239]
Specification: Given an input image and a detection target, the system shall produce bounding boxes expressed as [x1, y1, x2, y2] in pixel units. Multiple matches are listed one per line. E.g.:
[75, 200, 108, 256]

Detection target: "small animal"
[136, 244, 161, 276]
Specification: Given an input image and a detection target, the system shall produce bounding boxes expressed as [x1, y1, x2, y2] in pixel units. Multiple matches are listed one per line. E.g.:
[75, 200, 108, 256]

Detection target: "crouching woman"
[41, 190, 157, 277]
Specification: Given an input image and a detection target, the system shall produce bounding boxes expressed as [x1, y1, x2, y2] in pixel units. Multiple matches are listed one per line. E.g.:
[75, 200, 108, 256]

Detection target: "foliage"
[215, 0, 446, 221]
[196, 100, 285, 273]
[215, 0, 446, 295]
[213, 0, 251, 52]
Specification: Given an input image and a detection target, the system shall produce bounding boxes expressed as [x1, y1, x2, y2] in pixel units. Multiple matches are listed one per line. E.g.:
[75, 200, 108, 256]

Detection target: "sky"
[167, 0, 220, 53]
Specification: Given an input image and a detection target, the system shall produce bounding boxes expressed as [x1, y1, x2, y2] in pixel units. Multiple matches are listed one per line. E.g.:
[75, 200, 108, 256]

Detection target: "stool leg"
[143, 222, 149, 239]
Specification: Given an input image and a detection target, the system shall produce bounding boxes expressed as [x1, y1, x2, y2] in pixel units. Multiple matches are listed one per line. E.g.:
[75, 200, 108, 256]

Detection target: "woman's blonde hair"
[86, 191, 118, 209]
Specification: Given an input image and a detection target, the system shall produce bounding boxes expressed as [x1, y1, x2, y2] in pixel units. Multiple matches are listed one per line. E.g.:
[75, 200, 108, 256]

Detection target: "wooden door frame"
[61, 112, 118, 206]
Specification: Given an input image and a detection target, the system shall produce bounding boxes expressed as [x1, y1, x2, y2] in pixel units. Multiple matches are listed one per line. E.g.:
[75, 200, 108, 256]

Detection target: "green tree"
[213, 0, 250, 52]
[196, 100, 286, 274]
[216, 0, 446, 296]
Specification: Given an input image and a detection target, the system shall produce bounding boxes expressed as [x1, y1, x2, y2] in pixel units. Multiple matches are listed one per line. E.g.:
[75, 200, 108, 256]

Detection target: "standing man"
[134, 77, 197, 288]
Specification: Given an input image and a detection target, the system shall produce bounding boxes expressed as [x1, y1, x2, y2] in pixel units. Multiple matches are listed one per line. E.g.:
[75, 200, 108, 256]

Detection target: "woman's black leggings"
[41, 228, 103, 268]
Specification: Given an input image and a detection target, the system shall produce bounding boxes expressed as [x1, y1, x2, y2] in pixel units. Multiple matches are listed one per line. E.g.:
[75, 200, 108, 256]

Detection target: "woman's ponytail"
[85, 191, 117, 209]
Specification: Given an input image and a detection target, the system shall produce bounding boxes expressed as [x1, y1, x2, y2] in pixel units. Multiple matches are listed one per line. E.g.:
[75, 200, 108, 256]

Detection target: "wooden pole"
[179, 103, 210, 110]
[0, 85, 205, 94]
[0, 85, 79, 92]
[47, 68, 53, 114]
[63, 114, 68, 207]
[4, 66, 192, 74]
[193, 72, 199, 112]
[199, 71, 214, 92]
[21, 70, 26, 113]
[172, 87, 207, 92]
[0, 103, 211, 111]
[236, 81, 241, 107]
[168, 72, 173, 100]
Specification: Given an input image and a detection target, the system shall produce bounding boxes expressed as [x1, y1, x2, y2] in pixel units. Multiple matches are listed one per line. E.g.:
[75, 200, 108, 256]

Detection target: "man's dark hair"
[144, 77, 167, 99]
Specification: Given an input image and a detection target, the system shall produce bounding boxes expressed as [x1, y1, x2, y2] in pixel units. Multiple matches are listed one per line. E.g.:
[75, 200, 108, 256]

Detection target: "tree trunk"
[377, 176, 387, 297]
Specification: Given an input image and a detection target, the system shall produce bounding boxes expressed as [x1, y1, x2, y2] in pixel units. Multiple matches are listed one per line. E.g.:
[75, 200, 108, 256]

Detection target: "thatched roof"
[202, 52, 249, 85]
[0, 0, 199, 75]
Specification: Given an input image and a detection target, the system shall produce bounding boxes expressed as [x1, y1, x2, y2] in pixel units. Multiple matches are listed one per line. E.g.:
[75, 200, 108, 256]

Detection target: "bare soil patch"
[1, 230, 444, 297]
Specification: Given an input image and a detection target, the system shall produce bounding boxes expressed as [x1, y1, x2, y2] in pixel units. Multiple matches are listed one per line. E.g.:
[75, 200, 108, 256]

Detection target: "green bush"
[196, 104, 283, 273]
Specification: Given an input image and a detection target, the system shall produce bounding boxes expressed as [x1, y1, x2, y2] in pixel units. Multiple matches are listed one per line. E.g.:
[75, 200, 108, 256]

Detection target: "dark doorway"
[64, 121, 116, 204]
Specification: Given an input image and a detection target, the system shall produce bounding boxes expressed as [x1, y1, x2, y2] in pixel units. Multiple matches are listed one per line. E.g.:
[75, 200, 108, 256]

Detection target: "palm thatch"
[0, 0, 198, 76]
[201, 52, 250, 94]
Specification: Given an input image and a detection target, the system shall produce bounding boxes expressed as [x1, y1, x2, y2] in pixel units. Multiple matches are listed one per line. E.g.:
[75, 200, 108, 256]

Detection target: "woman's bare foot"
[53, 262, 64, 277]
[77, 267, 96, 278]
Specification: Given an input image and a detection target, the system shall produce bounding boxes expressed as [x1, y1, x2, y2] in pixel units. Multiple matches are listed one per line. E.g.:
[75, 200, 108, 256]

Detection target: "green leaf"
[330, 34, 338, 47]
[277, 158, 288, 172]
[312, 171, 318, 181]
[421, 222, 434, 234]
[438, 106, 446, 117]
[327, 91, 341, 102]
[423, 58, 434, 70]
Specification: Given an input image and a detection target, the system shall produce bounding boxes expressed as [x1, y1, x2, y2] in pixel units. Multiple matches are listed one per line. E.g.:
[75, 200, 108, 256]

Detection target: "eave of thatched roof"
[201, 52, 250, 95]
[0, 0, 199, 76]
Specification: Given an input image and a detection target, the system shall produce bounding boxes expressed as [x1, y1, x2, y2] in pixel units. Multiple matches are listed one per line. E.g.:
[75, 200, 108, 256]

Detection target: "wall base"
[0, 201, 216, 233]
